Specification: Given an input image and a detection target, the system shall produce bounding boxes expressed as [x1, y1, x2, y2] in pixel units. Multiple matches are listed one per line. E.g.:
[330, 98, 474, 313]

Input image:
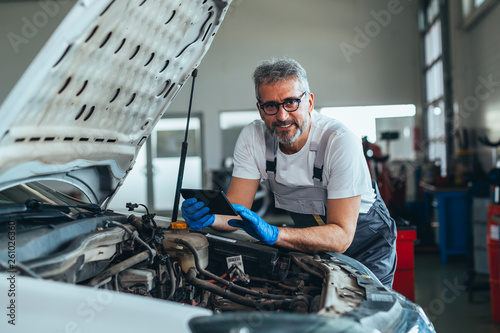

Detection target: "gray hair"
[252, 58, 310, 100]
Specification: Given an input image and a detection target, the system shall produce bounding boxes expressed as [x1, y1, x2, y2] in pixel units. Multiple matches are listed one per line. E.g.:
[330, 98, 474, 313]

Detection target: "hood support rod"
[171, 69, 198, 222]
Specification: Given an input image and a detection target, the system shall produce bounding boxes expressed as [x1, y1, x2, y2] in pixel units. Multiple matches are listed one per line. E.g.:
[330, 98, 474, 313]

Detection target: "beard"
[270, 114, 310, 145]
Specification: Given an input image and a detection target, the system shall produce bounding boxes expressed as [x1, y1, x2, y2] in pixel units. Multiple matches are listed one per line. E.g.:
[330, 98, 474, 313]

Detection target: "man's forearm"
[275, 224, 353, 253]
[211, 214, 240, 232]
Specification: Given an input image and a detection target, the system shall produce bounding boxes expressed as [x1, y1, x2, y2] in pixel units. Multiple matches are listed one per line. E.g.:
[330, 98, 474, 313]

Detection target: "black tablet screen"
[180, 189, 238, 216]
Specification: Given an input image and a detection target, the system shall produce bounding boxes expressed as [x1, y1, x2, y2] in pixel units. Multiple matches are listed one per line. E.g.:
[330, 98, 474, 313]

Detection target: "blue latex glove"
[181, 198, 215, 230]
[228, 204, 279, 245]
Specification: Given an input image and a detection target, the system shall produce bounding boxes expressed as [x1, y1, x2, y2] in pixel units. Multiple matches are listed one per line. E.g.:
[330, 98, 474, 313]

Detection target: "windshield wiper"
[0, 200, 103, 224]
[24, 199, 103, 214]
[0, 204, 28, 215]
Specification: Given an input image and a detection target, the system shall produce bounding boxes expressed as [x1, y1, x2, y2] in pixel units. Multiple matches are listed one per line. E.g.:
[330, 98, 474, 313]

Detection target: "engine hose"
[290, 255, 324, 279]
[87, 250, 151, 287]
[207, 266, 236, 283]
[198, 290, 211, 308]
[186, 268, 284, 309]
[175, 238, 291, 300]
[107, 221, 156, 261]
[166, 256, 177, 300]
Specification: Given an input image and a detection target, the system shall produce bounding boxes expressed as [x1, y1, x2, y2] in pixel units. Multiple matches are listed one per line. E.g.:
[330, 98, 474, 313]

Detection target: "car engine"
[3, 206, 363, 316]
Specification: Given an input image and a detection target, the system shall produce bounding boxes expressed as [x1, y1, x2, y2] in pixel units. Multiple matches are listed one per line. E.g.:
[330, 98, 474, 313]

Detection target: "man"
[182, 58, 397, 287]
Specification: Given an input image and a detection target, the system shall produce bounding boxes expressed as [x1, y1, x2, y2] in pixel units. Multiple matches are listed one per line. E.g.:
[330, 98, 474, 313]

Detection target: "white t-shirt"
[232, 110, 376, 214]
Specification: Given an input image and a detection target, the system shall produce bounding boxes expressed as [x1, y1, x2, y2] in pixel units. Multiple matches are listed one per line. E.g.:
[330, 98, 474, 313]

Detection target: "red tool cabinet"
[393, 227, 417, 302]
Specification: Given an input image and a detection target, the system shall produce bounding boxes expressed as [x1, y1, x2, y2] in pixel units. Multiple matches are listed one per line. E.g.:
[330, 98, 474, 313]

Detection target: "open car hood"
[0, 0, 231, 206]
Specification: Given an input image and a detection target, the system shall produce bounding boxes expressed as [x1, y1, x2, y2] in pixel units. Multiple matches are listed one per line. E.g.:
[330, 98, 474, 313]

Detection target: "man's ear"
[307, 92, 314, 114]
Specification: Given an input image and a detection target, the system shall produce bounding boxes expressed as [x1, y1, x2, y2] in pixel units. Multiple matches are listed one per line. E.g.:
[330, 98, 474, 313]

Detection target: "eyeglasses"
[259, 91, 307, 116]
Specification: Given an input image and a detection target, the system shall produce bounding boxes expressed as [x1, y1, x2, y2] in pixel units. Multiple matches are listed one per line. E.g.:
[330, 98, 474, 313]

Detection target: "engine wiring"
[105, 220, 156, 261]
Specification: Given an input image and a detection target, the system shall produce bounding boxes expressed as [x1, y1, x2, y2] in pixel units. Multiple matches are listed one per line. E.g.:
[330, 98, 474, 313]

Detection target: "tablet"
[180, 189, 238, 216]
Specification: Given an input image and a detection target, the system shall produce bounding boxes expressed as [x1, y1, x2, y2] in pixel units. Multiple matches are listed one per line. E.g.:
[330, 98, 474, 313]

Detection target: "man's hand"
[181, 198, 215, 230]
[228, 204, 279, 245]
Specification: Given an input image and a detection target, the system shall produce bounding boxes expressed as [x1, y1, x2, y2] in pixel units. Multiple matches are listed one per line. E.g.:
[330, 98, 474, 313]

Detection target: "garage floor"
[414, 253, 500, 332]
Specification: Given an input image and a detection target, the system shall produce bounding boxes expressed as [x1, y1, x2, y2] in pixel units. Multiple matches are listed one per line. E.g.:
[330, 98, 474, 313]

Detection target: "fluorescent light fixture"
[320, 104, 416, 142]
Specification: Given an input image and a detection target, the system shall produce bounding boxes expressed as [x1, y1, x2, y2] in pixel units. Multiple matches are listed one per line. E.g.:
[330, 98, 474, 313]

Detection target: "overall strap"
[312, 126, 336, 186]
[264, 130, 278, 179]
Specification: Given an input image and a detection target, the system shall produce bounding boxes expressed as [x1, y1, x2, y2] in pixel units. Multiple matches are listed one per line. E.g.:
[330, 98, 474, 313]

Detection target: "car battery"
[205, 233, 280, 279]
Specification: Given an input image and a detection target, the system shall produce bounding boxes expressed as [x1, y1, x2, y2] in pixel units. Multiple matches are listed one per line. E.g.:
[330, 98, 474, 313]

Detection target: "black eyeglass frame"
[258, 91, 308, 116]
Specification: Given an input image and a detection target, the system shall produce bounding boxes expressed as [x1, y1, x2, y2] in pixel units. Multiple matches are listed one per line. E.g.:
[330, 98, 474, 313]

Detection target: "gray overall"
[262, 128, 397, 287]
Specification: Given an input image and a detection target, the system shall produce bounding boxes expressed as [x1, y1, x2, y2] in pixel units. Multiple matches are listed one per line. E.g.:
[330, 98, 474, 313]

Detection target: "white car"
[0, 1, 435, 332]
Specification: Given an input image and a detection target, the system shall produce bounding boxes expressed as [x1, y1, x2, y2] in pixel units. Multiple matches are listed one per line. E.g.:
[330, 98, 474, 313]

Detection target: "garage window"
[419, 0, 452, 177]
[462, 0, 499, 28]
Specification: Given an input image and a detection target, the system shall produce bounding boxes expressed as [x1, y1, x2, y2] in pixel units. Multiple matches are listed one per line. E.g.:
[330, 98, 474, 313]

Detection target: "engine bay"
[5, 208, 364, 316]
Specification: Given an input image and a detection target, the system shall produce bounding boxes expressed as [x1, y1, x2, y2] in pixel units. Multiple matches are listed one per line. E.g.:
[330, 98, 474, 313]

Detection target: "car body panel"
[0, 273, 211, 333]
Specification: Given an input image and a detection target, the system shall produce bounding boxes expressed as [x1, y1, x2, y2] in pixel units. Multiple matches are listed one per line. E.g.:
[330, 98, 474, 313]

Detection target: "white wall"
[0, 0, 422, 174]
[167, 0, 422, 171]
[449, 1, 500, 171]
[0, 0, 76, 102]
